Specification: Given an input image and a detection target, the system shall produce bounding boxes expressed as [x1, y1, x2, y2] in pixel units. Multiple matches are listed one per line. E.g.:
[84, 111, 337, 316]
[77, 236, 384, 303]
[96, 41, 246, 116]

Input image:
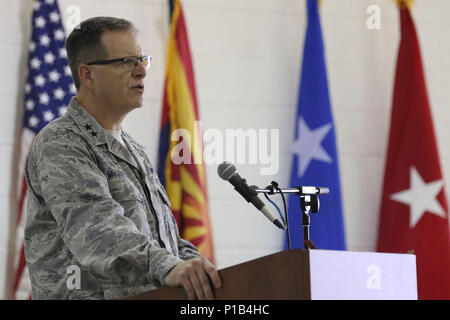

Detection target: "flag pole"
[395, 0, 414, 9]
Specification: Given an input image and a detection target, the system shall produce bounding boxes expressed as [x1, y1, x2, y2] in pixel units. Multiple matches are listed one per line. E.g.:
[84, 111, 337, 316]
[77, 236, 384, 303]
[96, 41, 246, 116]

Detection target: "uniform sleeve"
[170, 213, 201, 261]
[27, 133, 182, 287]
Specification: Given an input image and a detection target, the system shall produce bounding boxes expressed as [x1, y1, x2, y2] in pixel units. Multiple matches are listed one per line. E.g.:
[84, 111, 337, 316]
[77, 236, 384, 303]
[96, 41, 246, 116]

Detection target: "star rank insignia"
[83, 123, 97, 137]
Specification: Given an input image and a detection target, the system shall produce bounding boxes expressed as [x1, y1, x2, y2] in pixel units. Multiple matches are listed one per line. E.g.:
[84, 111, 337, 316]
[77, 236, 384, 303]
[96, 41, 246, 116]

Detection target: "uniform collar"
[67, 97, 145, 171]
[67, 97, 107, 146]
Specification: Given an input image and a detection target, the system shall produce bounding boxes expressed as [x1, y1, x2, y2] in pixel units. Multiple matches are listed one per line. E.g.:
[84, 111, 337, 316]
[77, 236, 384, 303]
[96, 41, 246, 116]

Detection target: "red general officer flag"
[377, 0, 450, 299]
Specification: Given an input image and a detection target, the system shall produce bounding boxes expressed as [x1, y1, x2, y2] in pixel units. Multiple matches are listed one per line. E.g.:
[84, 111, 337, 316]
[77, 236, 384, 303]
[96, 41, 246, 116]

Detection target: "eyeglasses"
[86, 55, 152, 72]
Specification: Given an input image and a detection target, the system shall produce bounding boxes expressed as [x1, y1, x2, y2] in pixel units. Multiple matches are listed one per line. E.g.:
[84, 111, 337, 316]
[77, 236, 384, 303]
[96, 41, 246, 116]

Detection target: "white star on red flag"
[390, 166, 446, 228]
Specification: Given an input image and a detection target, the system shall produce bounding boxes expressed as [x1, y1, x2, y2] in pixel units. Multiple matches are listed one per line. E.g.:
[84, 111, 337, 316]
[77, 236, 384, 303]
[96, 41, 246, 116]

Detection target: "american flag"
[13, 0, 74, 299]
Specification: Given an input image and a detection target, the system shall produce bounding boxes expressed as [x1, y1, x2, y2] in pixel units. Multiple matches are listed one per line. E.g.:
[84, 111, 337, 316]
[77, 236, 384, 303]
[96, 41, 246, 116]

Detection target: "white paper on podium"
[309, 249, 417, 300]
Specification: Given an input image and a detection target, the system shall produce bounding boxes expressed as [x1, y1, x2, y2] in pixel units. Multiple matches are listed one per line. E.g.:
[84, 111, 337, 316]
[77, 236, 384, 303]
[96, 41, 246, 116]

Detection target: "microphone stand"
[253, 185, 329, 251]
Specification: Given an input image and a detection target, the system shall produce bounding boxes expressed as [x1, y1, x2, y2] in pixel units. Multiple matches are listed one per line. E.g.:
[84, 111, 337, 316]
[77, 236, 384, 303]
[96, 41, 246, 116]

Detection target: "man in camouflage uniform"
[24, 16, 221, 300]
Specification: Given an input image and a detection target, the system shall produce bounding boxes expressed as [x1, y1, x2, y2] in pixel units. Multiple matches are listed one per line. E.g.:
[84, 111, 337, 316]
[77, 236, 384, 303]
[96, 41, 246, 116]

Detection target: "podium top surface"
[308, 249, 417, 300]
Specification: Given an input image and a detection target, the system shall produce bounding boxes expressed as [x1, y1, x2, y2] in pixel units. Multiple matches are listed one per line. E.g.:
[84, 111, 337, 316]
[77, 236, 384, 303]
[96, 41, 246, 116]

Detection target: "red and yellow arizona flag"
[157, 0, 215, 262]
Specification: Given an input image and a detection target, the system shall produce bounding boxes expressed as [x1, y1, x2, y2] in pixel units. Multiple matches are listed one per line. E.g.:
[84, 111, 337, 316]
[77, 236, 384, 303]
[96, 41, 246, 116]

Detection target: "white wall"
[1, 0, 450, 299]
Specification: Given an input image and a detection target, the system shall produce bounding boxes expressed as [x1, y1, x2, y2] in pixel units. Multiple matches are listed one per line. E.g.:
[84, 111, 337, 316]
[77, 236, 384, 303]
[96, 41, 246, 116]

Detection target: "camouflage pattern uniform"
[24, 97, 200, 299]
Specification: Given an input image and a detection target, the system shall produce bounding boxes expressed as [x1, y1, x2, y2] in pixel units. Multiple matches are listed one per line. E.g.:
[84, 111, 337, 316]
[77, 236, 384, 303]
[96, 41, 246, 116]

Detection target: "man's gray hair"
[65, 16, 138, 90]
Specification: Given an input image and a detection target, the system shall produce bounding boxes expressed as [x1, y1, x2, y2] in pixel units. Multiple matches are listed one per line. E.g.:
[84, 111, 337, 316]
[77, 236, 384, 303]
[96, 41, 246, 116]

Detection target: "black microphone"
[217, 162, 285, 230]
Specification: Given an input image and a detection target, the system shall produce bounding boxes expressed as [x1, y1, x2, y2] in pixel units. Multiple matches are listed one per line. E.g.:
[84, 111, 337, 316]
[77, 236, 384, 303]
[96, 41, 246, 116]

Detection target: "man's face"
[92, 30, 147, 114]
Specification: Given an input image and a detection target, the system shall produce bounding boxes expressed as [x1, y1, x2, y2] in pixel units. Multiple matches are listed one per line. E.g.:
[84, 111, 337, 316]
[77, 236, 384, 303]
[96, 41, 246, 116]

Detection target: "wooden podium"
[125, 249, 417, 300]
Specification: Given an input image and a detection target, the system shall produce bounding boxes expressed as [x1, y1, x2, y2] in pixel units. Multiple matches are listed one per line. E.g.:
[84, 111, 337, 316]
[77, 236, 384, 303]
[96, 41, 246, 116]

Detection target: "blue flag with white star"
[286, 0, 346, 250]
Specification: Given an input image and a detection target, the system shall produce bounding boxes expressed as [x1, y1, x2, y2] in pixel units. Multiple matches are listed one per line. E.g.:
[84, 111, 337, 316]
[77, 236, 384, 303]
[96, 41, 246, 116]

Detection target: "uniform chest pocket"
[148, 174, 171, 208]
[108, 177, 145, 213]
[156, 187, 171, 208]
[108, 177, 153, 238]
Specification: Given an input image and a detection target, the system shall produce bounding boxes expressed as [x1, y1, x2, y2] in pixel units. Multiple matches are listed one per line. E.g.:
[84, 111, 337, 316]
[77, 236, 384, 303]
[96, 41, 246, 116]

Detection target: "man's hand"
[164, 256, 222, 300]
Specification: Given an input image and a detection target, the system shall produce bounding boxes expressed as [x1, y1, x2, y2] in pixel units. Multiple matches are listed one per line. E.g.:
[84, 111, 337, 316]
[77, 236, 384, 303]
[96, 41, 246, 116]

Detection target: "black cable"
[263, 193, 285, 223]
[269, 181, 291, 251]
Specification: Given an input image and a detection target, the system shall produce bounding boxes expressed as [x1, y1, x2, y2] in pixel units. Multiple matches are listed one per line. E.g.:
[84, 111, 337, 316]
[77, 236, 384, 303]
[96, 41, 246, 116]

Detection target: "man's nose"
[133, 61, 147, 79]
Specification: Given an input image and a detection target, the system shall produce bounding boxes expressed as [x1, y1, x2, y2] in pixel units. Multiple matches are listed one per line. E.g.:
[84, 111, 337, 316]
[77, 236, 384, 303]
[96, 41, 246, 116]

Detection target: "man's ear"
[78, 64, 95, 90]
